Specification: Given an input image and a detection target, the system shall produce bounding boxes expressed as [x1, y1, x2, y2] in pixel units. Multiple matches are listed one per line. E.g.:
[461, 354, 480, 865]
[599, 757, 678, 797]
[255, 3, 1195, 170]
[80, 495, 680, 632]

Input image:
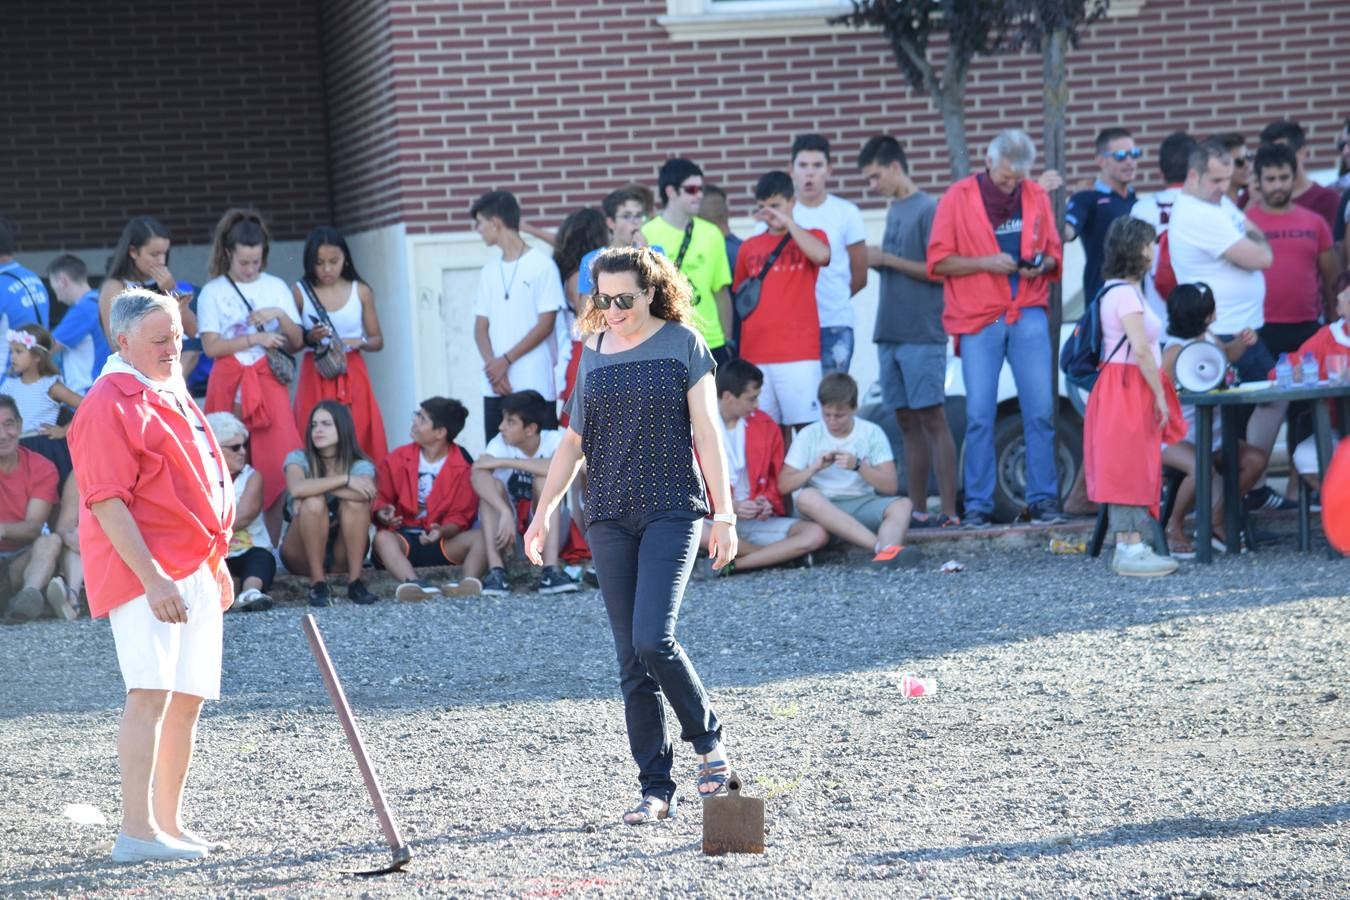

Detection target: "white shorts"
[756, 360, 822, 427]
[702, 515, 797, 547]
[1293, 435, 1341, 476]
[108, 562, 224, 700]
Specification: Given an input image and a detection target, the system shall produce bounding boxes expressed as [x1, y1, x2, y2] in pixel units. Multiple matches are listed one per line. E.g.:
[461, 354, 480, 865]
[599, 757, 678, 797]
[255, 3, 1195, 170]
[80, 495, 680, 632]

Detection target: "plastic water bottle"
[1275, 353, 1294, 389]
[1302, 353, 1321, 386]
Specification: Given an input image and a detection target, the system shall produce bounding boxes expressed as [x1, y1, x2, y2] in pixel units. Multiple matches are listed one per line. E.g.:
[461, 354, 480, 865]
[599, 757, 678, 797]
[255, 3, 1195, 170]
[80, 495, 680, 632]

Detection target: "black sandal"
[623, 794, 676, 826]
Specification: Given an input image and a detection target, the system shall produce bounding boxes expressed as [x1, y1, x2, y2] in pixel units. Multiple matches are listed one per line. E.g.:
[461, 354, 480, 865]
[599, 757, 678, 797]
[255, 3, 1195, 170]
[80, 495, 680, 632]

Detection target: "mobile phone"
[1017, 252, 1044, 269]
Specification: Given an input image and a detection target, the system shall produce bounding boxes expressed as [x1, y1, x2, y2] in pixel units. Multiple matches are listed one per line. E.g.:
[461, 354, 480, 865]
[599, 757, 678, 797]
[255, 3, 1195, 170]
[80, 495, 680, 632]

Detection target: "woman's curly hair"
[577, 247, 692, 336]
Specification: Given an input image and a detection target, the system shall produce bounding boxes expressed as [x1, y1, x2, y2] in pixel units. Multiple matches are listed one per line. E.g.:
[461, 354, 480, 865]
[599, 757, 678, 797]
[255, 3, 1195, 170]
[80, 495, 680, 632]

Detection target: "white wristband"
[712, 513, 737, 526]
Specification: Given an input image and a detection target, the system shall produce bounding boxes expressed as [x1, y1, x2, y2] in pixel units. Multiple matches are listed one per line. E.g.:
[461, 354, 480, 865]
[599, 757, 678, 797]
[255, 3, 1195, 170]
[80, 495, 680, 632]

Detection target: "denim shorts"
[878, 342, 946, 410]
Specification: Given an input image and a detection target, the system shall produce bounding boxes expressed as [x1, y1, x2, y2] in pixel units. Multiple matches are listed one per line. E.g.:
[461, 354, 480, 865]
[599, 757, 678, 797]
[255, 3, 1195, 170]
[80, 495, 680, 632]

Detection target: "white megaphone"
[1173, 339, 1228, 392]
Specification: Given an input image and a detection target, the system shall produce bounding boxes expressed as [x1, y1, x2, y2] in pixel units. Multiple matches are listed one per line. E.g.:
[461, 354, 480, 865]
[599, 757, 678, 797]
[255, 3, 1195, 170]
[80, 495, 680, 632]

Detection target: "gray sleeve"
[352, 460, 377, 479]
[283, 448, 308, 474]
[564, 355, 586, 436]
[686, 326, 715, 389]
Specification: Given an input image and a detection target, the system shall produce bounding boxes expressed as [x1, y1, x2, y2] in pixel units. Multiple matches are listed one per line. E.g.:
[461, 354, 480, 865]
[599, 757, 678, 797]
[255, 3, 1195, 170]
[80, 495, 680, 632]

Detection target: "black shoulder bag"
[225, 276, 296, 385]
[731, 233, 793, 321]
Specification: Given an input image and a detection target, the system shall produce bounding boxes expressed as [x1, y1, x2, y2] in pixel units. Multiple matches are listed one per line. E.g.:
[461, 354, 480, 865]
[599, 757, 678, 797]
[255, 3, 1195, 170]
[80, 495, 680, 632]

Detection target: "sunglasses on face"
[1108, 148, 1143, 161]
[221, 442, 246, 452]
[680, 183, 704, 196]
[592, 290, 645, 310]
[1233, 153, 1252, 167]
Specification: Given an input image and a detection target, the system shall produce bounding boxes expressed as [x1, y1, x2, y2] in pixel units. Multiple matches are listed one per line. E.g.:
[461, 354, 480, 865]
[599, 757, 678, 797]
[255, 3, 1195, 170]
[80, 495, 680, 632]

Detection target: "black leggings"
[226, 547, 276, 590]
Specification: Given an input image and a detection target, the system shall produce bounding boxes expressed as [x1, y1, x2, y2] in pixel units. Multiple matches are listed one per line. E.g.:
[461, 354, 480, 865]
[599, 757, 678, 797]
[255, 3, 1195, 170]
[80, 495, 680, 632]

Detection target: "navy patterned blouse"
[564, 320, 715, 526]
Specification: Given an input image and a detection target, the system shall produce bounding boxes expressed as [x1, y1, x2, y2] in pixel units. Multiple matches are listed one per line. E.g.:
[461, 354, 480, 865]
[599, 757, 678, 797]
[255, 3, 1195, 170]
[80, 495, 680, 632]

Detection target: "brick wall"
[1, 0, 331, 250]
[321, 0, 403, 231]
[373, 0, 1350, 234]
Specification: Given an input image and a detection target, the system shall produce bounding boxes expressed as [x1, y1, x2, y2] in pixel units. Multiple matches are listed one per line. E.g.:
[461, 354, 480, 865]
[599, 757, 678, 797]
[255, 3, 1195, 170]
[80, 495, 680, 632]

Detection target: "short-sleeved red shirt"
[0, 448, 58, 552]
[1245, 205, 1332, 324]
[734, 228, 827, 364]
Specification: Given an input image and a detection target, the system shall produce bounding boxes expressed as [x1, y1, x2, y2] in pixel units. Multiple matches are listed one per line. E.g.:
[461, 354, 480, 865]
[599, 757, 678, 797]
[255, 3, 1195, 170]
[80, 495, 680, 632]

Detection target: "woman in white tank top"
[291, 227, 388, 465]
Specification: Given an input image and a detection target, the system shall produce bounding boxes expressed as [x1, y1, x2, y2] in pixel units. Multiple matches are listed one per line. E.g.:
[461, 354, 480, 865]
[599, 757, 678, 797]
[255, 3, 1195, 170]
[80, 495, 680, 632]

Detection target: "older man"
[69, 288, 234, 863]
[0, 394, 71, 623]
[927, 129, 1065, 527]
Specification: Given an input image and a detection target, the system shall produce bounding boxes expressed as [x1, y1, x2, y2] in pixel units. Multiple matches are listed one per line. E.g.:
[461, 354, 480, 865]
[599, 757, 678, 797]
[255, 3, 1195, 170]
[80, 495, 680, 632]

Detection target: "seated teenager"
[777, 372, 918, 566]
[471, 389, 576, 595]
[207, 412, 276, 612]
[698, 359, 827, 571]
[0, 394, 76, 622]
[1161, 283, 1266, 555]
[372, 397, 486, 600]
[281, 401, 378, 607]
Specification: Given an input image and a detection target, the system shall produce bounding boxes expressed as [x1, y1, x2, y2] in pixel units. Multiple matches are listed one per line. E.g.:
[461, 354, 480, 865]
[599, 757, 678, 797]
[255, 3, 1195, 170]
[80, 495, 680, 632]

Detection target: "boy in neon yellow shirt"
[642, 158, 733, 362]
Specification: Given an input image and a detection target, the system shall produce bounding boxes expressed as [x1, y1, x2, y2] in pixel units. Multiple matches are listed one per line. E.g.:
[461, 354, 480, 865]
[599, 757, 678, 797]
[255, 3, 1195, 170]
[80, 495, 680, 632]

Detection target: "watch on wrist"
[712, 513, 737, 526]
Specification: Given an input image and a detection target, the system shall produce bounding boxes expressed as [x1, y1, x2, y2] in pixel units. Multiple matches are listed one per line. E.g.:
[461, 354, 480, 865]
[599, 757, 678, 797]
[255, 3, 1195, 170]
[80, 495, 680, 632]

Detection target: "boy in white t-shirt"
[778, 372, 918, 566]
[471, 390, 575, 596]
[471, 191, 565, 444]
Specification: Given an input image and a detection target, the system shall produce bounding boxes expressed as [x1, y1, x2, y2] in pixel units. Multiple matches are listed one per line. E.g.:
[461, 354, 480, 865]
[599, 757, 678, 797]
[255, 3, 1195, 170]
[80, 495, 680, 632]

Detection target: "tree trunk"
[937, 56, 972, 180]
[1042, 26, 1070, 500]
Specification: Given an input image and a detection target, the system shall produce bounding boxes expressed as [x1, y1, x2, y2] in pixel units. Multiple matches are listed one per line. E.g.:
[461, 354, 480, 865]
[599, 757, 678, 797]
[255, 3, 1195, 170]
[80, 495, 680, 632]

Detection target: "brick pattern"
[376, 0, 1350, 233]
[322, 0, 402, 231]
[1, 0, 330, 249]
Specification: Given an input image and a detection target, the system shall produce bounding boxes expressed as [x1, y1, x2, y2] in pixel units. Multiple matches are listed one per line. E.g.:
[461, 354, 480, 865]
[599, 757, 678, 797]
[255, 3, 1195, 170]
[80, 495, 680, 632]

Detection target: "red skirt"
[205, 356, 303, 510]
[293, 351, 388, 466]
[1084, 363, 1186, 517]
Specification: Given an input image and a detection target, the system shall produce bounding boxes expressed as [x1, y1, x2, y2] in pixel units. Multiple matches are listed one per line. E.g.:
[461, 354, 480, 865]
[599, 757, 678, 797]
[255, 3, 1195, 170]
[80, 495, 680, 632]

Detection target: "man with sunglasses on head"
[642, 158, 734, 365]
[1064, 128, 1140, 305]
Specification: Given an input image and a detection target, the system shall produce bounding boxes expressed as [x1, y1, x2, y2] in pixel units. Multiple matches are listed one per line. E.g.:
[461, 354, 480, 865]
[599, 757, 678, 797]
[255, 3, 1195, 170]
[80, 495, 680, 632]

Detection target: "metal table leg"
[1196, 407, 1213, 564]
[1220, 405, 1242, 555]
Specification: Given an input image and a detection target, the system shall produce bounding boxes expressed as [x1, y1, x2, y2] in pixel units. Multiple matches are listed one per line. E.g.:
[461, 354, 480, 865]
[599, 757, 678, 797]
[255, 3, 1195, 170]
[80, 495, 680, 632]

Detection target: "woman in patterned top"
[524, 246, 738, 826]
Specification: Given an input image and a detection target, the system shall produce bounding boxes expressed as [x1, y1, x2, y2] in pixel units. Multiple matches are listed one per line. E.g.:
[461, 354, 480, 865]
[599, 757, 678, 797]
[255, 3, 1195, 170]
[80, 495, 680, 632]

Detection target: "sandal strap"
[697, 759, 729, 773]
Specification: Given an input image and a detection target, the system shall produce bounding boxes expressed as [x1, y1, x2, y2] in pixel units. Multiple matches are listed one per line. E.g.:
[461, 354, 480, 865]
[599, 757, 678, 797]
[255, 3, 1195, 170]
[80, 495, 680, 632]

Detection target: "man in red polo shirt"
[927, 129, 1064, 527]
[70, 288, 234, 864]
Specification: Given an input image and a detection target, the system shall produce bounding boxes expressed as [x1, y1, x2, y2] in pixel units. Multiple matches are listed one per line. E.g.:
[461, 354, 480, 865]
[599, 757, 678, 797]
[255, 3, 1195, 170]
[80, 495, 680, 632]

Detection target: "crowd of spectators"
[2, 114, 1348, 620]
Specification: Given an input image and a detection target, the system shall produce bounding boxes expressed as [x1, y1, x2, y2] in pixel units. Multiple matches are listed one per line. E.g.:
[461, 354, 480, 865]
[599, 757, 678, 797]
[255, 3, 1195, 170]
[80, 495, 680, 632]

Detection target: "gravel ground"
[1, 524, 1347, 898]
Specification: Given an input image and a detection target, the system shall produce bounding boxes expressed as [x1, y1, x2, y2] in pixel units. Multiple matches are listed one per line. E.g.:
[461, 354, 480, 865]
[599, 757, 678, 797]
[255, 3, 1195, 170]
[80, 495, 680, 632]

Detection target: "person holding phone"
[98, 216, 197, 343]
[927, 128, 1065, 527]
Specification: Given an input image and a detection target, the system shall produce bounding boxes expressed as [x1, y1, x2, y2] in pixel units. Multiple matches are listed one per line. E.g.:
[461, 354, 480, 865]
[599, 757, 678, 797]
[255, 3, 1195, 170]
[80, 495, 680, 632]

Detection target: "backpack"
[1060, 281, 1128, 392]
[1151, 199, 1179, 301]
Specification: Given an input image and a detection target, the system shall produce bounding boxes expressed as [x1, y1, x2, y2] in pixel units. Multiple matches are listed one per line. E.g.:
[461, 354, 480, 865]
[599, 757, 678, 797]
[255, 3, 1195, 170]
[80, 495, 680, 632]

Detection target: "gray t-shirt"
[283, 449, 376, 480]
[564, 319, 715, 525]
[874, 191, 945, 345]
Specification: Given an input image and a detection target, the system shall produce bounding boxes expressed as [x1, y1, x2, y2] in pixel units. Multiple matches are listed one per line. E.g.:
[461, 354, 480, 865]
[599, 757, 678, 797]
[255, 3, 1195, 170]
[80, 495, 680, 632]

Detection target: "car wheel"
[991, 411, 1083, 522]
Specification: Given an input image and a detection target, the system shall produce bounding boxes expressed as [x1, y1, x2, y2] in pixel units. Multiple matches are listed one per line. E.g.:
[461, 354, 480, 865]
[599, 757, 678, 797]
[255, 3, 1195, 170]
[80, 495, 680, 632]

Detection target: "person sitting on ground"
[1274, 274, 1350, 490]
[0, 393, 74, 622]
[699, 359, 827, 572]
[471, 389, 576, 596]
[372, 396, 487, 601]
[777, 372, 917, 566]
[1082, 217, 1187, 577]
[206, 412, 276, 612]
[1161, 282, 1267, 555]
[281, 401, 378, 607]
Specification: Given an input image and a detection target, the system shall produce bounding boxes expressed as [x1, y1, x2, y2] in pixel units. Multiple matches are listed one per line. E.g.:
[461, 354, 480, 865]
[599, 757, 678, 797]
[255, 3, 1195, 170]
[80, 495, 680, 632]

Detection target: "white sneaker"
[45, 577, 77, 621]
[395, 580, 442, 602]
[1113, 547, 1179, 577]
[111, 832, 209, 863]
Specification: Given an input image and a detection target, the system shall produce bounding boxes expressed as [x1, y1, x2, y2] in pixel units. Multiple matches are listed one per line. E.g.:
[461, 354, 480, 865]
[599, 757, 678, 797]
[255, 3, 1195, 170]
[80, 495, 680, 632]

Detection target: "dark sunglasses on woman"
[591, 290, 646, 310]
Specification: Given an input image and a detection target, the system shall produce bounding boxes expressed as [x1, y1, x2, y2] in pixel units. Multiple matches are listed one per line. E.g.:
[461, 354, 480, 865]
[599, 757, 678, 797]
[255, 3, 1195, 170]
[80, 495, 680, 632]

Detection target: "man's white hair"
[109, 288, 180, 342]
[987, 129, 1037, 174]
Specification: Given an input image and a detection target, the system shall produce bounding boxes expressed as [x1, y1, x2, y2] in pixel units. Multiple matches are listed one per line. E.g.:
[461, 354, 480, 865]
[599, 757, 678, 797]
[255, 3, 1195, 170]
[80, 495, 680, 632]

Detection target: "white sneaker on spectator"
[46, 577, 77, 621]
[1113, 547, 1179, 577]
[395, 580, 442, 602]
[111, 832, 208, 863]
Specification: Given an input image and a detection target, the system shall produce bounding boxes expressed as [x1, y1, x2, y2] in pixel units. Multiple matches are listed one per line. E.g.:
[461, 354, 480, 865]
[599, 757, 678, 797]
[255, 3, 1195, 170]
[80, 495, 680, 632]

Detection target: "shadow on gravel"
[862, 801, 1350, 865]
[1, 545, 1346, 720]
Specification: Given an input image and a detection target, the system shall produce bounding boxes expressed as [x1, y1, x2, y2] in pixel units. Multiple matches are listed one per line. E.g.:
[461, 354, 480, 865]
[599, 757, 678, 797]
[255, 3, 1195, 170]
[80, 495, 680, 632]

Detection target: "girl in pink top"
[1083, 218, 1186, 576]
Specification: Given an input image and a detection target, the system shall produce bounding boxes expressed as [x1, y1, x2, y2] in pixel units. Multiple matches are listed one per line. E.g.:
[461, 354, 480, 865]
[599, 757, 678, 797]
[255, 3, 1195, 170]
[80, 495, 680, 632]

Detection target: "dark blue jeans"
[587, 508, 721, 803]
